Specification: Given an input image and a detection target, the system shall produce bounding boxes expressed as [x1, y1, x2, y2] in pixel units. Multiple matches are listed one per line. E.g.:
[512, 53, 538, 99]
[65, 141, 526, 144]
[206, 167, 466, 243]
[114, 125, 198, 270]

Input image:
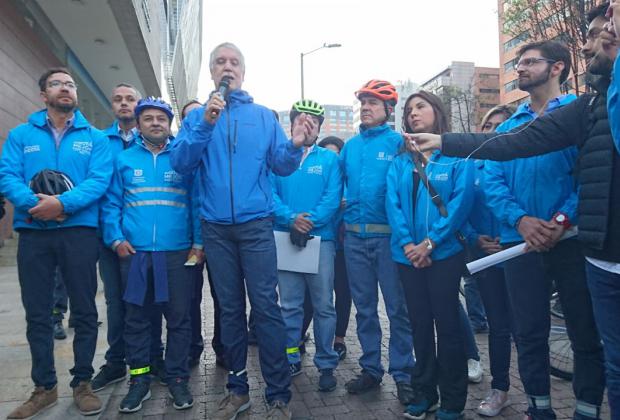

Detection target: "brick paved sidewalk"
[0, 239, 610, 419]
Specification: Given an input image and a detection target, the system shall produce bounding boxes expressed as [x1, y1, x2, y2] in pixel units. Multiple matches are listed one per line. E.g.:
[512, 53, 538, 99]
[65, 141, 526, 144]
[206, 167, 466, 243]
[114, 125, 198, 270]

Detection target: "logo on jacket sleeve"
[72, 141, 93, 155]
[24, 145, 41, 154]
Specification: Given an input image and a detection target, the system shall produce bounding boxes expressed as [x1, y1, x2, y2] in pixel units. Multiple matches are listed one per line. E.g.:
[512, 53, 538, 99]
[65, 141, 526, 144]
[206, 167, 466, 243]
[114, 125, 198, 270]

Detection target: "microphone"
[211, 75, 232, 118]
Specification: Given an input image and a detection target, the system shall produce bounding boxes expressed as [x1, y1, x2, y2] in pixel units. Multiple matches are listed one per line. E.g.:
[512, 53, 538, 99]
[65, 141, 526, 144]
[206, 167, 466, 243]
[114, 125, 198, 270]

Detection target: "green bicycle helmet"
[289, 99, 325, 126]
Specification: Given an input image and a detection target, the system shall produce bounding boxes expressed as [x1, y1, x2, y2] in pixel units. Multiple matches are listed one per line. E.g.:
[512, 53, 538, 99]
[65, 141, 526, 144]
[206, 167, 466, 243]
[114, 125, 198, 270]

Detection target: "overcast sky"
[197, 0, 501, 112]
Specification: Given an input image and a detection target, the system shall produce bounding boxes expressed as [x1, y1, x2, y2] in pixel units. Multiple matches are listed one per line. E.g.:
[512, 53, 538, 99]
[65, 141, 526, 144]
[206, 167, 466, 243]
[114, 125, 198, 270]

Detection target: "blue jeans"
[344, 233, 414, 383]
[278, 241, 338, 370]
[463, 275, 488, 331]
[504, 239, 604, 414]
[585, 261, 620, 419]
[120, 250, 193, 381]
[17, 228, 99, 388]
[201, 218, 291, 404]
[98, 242, 125, 366]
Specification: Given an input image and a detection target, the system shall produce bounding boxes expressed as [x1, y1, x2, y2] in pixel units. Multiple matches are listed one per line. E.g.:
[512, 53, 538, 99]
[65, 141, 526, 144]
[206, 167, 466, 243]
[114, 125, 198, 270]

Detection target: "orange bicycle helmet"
[355, 80, 398, 105]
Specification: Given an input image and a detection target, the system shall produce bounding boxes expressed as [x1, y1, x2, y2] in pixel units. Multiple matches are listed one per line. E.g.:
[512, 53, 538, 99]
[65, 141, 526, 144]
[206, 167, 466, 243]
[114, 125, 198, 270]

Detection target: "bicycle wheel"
[549, 324, 573, 381]
[550, 291, 564, 319]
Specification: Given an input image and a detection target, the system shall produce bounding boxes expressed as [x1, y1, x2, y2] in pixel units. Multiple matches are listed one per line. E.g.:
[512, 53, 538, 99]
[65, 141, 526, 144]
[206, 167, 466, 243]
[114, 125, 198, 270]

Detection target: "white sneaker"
[468, 359, 483, 383]
[477, 389, 510, 417]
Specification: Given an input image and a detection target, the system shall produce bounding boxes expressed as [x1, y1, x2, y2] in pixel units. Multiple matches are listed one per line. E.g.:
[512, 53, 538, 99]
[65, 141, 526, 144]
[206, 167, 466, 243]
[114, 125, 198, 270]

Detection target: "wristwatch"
[424, 238, 434, 251]
[553, 212, 571, 229]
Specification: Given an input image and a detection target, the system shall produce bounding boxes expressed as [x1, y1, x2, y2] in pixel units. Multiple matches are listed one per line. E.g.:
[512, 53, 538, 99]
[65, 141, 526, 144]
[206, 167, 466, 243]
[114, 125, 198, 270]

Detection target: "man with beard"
[480, 40, 605, 420]
[408, 4, 617, 417]
[102, 97, 202, 412]
[91, 83, 145, 391]
[0, 68, 112, 418]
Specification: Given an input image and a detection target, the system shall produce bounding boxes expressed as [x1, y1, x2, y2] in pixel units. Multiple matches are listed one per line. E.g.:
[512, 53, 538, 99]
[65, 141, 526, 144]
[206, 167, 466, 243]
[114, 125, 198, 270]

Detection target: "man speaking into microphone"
[170, 42, 315, 420]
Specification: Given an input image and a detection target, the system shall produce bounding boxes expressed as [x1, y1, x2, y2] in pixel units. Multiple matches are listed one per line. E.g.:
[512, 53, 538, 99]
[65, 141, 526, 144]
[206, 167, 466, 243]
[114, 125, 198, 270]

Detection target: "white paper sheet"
[466, 227, 578, 275]
[274, 231, 321, 274]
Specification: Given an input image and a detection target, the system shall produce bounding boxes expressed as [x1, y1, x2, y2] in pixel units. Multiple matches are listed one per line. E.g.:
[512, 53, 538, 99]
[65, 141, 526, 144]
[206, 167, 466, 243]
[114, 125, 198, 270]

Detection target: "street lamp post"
[300, 43, 341, 100]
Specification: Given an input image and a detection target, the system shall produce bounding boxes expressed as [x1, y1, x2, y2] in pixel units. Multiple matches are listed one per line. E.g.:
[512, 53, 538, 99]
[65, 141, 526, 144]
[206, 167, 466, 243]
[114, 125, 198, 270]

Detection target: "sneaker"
[266, 400, 292, 419]
[345, 371, 381, 394]
[477, 389, 510, 416]
[119, 377, 151, 413]
[7, 385, 58, 419]
[468, 359, 483, 383]
[168, 378, 193, 410]
[150, 358, 167, 385]
[403, 397, 439, 420]
[91, 363, 126, 392]
[436, 408, 465, 420]
[53, 321, 66, 340]
[318, 369, 337, 392]
[73, 381, 102, 416]
[212, 393, 251, 420]
[396, 381, 415, 405]
[289, 362, 302, 377]
[334, 342, 347, 361]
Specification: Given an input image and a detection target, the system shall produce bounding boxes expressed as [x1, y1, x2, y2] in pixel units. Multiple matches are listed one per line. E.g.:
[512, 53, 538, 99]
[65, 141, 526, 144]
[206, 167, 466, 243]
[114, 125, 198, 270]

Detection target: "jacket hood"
[227, 89, 254, 106]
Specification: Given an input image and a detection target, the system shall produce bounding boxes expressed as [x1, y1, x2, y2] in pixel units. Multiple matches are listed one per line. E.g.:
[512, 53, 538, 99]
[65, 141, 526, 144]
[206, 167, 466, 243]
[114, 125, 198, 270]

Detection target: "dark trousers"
[17, 227, 99, 388]
[504, 239, 605, 408]
[334, 249, 352, 338]
[189, 261, 224, 360]
[201, 218, 291, 404]
[98, 243, 125, 365]
[475, 266, 513, 391]
[52, 268, 67, 323]
[585, 261, 620, 418]
[398, 252, 468, 412]
[120, 250, 193, 381]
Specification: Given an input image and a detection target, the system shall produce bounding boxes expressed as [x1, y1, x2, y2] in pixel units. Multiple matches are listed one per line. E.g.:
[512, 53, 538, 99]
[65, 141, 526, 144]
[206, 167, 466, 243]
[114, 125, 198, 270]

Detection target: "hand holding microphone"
[204, 75, 232, 124]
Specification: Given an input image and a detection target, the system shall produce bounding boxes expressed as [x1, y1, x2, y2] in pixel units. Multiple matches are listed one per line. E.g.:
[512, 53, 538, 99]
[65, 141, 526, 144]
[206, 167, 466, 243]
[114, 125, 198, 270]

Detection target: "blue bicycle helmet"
[135, 96, 174, 121]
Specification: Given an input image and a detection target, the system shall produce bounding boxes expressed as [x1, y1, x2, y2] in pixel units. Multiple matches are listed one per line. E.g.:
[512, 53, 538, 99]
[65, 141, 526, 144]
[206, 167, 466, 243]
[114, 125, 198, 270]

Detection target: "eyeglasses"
[515, 57, 557, 69]
[47, 80, 78, 90]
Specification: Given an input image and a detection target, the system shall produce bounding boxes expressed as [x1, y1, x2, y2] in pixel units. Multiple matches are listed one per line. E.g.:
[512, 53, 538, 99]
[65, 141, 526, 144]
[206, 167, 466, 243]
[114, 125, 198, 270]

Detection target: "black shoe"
[290, 362, 302, 377]
[91, 364, 126, 392]
[334, 342, 347, 361]
[318, 369, 337, 392]
[396, 381, 415, 405]
[168, 378, 193, 410]
[345, 371, 381, 394]
[119, 377, 151, 413]
[53, 322, 66, 340]
[150, 358, 166, 385]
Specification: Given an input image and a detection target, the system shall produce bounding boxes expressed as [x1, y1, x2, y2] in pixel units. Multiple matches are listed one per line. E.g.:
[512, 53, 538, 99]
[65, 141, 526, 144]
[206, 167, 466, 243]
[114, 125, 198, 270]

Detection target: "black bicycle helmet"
[30, 169, 74, 195]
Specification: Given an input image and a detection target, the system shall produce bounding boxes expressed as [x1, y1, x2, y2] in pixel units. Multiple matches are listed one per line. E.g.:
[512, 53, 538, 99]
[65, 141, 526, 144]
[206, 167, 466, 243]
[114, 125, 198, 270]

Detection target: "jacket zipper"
[152, 152, 158, 249]
[226, 108, 236, 224]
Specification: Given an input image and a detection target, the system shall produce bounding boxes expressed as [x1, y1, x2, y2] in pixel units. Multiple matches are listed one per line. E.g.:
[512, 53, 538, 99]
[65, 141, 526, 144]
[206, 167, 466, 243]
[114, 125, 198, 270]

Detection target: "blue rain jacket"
[0, 109, 112, 230]
[341, 123, 401, 236]
[103, 120, 136, 157]
[386, 151, 474, 264]
[101, 136, 201, 251]
[272, 145, 342, 241]
[463, 160, 501, 244]
[170, 90, 302, 224]
[485, 95, 579, 244]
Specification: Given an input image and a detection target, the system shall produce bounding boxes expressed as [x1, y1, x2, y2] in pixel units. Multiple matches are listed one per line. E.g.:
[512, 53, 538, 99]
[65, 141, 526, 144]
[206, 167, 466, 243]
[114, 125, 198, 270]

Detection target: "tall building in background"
[0, 0, 201, 239]
[420, 61, 500, 132]
[497, 0, 587, 106]
[278, 105, 355, 141]
[394, 79, 419, 133]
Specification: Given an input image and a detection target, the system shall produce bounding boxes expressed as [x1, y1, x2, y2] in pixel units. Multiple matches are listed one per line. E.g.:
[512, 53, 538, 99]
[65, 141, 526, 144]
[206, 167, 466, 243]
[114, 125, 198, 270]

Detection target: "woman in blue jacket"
[386, 91, 473, 420]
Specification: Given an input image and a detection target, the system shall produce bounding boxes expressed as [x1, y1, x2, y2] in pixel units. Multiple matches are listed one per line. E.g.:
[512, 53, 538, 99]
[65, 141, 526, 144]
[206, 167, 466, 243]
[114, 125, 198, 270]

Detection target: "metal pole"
[300, 52, 305, 100]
